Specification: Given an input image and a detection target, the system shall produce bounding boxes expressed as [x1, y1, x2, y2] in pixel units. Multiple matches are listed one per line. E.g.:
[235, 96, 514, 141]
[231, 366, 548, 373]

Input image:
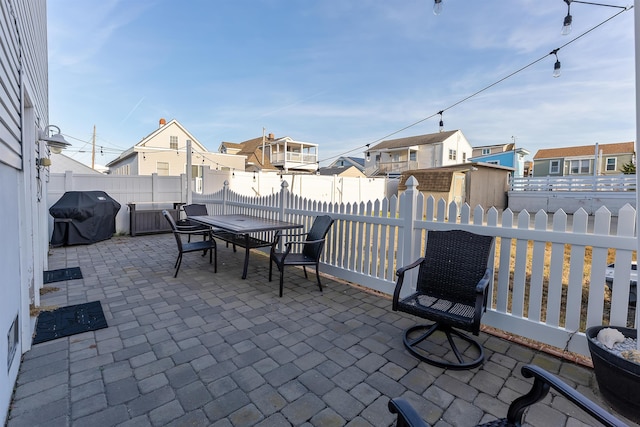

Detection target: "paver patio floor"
[6, 234, 636, 426]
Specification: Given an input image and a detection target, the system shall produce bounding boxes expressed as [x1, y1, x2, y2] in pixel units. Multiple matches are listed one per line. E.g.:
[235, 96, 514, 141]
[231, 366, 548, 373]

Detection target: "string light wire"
[312, 4, 632, 167]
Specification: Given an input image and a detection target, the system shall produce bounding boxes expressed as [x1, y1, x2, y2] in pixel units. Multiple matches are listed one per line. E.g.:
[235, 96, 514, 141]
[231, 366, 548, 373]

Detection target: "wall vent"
[7, 314, 18, 372]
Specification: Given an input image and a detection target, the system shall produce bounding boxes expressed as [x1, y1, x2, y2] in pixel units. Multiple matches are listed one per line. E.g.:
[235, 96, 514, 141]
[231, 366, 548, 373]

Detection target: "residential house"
[220, 133, 318, 173]
[107, 118, 244, 177]
[317, 165, 365, 178]
[364, 130, 472, 177]
[532, 142, 635, 177]
[328, 156, 365, 173]
[469, 142, 530, 177]
[0, 1, 51, 423]
[50, 153, 105, 174]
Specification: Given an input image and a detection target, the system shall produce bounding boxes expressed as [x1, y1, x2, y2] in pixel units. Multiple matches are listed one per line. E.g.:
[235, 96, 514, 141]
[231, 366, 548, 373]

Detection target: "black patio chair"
[388, 364, 628, 427]
[183, 203, 237, 250]
[269, 215, 334, 297]
[180, 204, 213, 242]
[162, 210, 217, 277]
[392, 229, 494, 369]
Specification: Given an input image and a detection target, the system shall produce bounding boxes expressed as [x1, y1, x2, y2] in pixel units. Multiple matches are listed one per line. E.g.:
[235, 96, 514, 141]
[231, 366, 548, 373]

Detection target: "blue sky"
[47, 0, 635, 168]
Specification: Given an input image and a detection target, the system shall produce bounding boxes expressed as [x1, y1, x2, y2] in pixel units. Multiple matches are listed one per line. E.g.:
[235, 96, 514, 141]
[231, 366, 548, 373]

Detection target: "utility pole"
[261, 127, 265, 166]
[91, 125, 96, 169]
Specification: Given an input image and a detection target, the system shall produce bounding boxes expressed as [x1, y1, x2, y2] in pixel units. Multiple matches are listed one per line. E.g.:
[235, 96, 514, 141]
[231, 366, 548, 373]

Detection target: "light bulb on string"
[550, 49, 561, 78]
[438, 111, 444, 132]
[562, 0, 572, 35]
[433, 0, 443, 15]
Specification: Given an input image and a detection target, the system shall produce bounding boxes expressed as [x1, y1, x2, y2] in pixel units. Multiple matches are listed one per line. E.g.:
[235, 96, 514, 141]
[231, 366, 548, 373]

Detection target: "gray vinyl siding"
[0, 0, 47, 170]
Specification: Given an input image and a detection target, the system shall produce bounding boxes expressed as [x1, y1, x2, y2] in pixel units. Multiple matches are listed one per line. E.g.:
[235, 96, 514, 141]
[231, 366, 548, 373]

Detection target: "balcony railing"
[377, 160, 419, 174]
[271, 152, 317, 165]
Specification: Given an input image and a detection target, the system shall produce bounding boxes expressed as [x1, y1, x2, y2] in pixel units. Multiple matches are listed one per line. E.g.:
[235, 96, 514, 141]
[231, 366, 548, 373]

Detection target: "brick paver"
[6, 234, 637, 426]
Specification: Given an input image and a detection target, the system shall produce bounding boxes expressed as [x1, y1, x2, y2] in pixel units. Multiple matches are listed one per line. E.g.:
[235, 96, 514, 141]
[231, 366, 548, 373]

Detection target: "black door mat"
[32, 301, 108, 345]
[43, 267, 83, 284]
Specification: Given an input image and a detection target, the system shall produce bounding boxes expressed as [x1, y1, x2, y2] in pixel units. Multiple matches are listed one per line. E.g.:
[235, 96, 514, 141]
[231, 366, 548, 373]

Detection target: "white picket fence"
[195, 177, 637, 357]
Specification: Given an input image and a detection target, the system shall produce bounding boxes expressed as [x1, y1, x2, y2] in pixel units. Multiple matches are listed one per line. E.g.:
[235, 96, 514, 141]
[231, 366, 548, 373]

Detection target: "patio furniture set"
[163, 205, 629, 427]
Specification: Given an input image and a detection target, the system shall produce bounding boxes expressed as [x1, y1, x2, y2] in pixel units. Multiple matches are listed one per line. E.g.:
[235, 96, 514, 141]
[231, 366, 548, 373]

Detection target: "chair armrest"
[392, 258, 425, 310]
[474, 268, 492, 294]
[388, 398, 430, 427]
[174, 228, 212, 236]
[507, 365, 628, 427]
[283, 238, 325, 249]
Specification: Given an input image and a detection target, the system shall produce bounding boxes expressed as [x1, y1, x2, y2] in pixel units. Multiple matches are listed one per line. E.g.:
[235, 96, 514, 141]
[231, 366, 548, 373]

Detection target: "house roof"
[533, 142, 635, 160]
[220, 137, 277, 170]
[317, 165, 365, 177]
[107, 119, 208, 167]
[369, 130, 459, 151]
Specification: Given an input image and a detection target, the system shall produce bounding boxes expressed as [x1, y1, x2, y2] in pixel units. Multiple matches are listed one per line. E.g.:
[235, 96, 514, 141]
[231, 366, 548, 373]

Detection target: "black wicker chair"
[389, 364, 628, 427]
[269, 215, 334, 297]
[392, 229, 494, 369]
[163, 210, 217, 277]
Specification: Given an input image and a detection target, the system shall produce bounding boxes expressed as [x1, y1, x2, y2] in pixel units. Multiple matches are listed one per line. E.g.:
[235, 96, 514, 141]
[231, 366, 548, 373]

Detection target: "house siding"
[0, 0, 49, 424]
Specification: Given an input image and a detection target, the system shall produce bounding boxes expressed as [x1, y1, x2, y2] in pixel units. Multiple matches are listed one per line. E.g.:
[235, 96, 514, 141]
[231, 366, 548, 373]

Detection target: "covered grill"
[49, 191, 121, 247]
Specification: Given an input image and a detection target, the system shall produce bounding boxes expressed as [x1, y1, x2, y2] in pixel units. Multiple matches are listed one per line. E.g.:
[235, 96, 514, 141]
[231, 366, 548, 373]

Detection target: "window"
[170, 136, 178, 150]
[481, 148, 491, 155]
[606, 157, 616, 171]
[550, 160, 560, 174]
[462, 152, 466, 162]
[157, 162, 169, 176]
[448, 149, 457, 160]
[409, 152, 417, 161]
[569, 159, 590, 175]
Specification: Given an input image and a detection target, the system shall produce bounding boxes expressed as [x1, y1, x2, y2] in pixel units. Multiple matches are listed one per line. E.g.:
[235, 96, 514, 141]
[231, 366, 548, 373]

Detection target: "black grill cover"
[50, 191, 121, 247]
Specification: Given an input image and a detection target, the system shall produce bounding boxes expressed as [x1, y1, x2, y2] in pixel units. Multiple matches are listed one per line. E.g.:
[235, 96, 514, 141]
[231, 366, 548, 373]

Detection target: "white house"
[107, 118, 244, 177]
[220, 133, 319, 173]
[364, 130, 473, 176]
[0, 1, 51, 423]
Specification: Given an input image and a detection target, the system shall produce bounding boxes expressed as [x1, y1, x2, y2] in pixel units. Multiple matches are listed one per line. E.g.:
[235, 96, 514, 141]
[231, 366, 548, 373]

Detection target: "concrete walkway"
[6, 234, 636, 427]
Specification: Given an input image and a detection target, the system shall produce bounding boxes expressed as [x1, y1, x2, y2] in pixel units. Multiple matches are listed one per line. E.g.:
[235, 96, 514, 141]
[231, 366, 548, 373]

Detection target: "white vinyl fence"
[195, 177, 637, 357]
[48, 171, 636, 357]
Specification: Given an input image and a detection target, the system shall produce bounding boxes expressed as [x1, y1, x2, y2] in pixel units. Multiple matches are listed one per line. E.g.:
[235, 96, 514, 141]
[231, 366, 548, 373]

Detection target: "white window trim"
[549, 160, 560, 174]
[605, 157, 617, 171]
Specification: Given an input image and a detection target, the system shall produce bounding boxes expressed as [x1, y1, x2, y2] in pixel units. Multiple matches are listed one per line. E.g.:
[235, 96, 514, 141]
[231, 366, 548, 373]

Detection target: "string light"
[433, 0, 443, 15]
[550, 49, 562, 78]
[560, 1, 628, 36]
[562, 0, 573, 35]
[438, 111, 444, 132]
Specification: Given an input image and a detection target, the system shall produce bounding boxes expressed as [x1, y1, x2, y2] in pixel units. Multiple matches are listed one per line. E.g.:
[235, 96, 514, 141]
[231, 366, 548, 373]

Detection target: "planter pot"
[586, 325, 640, 423]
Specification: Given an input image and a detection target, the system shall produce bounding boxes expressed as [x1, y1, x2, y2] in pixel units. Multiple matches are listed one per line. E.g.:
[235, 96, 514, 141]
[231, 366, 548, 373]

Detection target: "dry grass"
[29, 304, 58, 317]
[493, 239, 636, 331]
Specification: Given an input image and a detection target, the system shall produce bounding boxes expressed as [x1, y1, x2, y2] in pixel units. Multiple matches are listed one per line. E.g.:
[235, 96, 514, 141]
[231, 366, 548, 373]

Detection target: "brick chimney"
[268, 133, 275, 140]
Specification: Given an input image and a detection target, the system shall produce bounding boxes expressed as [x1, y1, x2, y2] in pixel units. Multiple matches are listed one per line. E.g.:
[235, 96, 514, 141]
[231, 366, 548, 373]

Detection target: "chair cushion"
[398, 292, 476, 332]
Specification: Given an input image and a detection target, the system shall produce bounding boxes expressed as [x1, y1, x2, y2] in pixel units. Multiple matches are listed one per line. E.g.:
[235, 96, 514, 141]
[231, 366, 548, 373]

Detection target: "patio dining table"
[188, 214, 302, 279]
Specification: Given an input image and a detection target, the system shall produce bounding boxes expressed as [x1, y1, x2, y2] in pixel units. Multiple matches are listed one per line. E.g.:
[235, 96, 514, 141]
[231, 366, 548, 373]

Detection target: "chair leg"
[279, 267, 285, 297]
[302, 266, 308, 279]
[174, 254, 183, 278]
[315, 264, 323, 292]
[269, 258, 273, 282]
[214, 246, 217, 273]
[403, 323, 484, 370]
